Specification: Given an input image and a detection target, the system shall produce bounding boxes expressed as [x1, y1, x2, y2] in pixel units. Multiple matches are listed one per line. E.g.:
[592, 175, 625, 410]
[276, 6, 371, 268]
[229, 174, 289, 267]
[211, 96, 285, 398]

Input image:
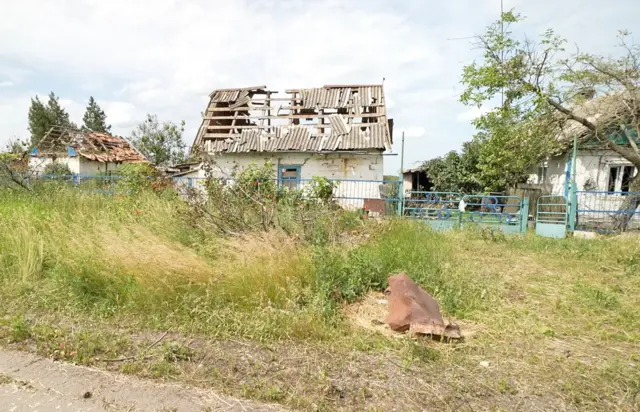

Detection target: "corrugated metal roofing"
[328, 114, 350, 135]
[197, 84, 391, 153]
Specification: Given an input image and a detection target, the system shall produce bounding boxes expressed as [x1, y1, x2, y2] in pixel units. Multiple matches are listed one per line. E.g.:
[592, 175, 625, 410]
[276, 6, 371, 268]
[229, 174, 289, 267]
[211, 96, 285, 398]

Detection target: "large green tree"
[28, 92, 76, 146]
[82, 96, 111, 133]
[460, 10, 640, 227]
[130, 114, 186, 166]
[461, 10, 639, 185]
[422, 140, 483, 193]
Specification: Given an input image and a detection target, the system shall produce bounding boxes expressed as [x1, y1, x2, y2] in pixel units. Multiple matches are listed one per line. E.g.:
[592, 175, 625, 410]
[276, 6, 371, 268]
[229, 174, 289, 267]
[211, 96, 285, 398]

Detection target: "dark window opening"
[621, 166, 636, 193]
[608, 167, 619, 192]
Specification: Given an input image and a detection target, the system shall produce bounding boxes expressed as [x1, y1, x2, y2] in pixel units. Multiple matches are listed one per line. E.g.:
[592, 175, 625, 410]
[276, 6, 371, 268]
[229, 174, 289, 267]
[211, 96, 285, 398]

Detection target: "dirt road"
[0, 349, 285, 412]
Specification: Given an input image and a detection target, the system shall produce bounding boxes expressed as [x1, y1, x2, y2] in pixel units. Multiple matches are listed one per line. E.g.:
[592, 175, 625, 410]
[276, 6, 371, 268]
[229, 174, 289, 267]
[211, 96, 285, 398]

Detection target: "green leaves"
[457, 8, 640, 190]
[82, 97, 111, 133]
[130, 114, 186, 167]
[28, 92, 77, 146]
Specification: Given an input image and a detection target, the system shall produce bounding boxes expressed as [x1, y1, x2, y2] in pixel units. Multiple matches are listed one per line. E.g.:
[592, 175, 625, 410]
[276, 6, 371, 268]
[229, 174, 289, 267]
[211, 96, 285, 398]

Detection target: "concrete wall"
[78, 159, 121, 176]
[202, 152, 383, 181]
[527, 153, 568, 195]
[29, 157, 80, 174]
[529, 150, 640, 230]
[179, 151, 385, 209]
[529, 151, 638, 195]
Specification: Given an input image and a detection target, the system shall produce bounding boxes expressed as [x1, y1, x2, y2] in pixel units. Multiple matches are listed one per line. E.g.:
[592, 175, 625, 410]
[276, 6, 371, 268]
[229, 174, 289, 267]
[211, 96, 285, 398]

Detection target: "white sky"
[1, 0, 638, 174]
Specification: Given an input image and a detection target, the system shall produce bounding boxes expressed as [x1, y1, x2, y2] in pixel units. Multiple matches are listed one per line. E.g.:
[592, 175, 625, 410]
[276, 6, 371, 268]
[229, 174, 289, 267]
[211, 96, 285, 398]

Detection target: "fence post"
[520, 196, 530, 233]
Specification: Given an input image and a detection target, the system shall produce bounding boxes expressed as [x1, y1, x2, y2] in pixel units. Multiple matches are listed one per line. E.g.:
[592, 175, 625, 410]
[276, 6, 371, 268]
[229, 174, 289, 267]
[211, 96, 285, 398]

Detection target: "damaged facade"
[29, 126, 148, 175]
[186, 84, 394, 207]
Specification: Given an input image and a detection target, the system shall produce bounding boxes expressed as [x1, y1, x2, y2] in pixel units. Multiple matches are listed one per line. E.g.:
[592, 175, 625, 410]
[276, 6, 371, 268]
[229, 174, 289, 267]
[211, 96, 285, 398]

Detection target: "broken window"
[608, 167, 619, 192]
[621, 166, 636, 193]
[537, 165, 548, 184]
[279, 165, 300, 190]
[608, 165, 637, 193]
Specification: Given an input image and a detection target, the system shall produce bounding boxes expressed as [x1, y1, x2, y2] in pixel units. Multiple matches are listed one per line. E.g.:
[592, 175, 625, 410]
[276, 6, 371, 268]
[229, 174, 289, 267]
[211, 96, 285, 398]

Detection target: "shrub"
[43, 162, 72, 177]
[306, 176, 338, 204]
[116, 163, 158, 195]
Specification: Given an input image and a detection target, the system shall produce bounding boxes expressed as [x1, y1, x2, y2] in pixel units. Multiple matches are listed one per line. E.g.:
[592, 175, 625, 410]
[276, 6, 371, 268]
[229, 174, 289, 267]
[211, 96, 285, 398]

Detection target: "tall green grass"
[0, 185, 492, 342]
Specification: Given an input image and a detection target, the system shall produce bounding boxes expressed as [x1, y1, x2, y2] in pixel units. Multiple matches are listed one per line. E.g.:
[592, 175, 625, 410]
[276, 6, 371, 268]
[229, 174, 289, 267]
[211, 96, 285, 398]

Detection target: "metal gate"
[459, 194, 528, 234]
[403, 191, 463, 231]
[535, 195, 567, 238]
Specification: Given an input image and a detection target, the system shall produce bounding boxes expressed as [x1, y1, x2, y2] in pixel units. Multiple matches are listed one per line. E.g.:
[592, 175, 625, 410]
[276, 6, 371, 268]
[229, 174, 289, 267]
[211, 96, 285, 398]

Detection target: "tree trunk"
[614, 173, 640, 232]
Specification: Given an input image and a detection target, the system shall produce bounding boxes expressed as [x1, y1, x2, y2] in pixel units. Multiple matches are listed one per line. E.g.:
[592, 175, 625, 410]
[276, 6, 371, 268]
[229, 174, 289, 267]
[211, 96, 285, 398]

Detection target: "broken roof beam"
[202, 113, 384, 120]
[208, 85, 269, 97]
[205, 122, 382, 130]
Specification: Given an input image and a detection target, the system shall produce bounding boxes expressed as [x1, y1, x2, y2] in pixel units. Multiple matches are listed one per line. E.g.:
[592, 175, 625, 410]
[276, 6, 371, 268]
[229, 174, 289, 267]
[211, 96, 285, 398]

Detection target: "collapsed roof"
[32, 126, 148, 163]
[193, 84, 393, 153]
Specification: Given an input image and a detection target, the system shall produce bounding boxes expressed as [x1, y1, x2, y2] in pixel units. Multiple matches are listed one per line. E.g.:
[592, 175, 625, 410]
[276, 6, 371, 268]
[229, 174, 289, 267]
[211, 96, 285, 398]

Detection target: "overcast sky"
[1, 0, 638, 174]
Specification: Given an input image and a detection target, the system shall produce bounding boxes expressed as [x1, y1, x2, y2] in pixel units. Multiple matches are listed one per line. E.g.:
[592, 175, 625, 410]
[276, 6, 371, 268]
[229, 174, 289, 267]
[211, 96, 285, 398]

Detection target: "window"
[621, 166, 635, 193]
[608, 165, 637, 193]
[537, 165, 548, 184]
[278, 165, 300, 190]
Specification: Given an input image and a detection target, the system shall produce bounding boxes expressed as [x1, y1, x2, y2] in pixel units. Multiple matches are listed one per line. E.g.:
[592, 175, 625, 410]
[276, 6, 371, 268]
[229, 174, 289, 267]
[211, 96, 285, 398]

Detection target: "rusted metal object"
[385, 273, 461, 339]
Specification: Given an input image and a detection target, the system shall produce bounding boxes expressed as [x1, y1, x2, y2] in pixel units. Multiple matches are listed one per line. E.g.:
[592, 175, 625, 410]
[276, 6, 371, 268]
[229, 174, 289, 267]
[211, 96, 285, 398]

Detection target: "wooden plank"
[206, 122, 383, 130]
[206, 103, 383, 112]
[202, 113, 385, 120]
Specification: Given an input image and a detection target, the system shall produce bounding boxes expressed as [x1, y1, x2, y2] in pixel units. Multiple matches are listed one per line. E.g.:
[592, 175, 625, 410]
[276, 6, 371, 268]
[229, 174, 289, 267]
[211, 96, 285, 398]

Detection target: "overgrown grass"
[1, 184, 640, 411]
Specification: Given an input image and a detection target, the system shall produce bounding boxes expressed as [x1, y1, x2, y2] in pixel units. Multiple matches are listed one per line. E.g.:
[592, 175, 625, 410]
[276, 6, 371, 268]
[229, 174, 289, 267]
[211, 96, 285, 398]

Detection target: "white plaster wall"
[78, 159, 121, 176]
[194, 151, 385, 208]
[29, 157, 80, 174]
[527, 153, 568, 195]
[529, 150, 640, 229]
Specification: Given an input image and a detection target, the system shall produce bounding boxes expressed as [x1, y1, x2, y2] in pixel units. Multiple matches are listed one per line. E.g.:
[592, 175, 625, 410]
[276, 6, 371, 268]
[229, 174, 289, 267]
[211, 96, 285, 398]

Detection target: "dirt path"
[0, 349, 286, 412]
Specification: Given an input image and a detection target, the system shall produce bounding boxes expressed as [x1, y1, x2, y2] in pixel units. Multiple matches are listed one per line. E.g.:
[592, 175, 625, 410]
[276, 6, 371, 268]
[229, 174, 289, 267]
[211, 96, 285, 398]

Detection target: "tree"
[82, 96, 111, 133]
[461, 11, 640, 227]
[28, 92, 77, 146]
[4, 137, 28, 155]
[422, 141, 483, 193]
[27, 96, 51, 146]
[130, 114, 186, 166]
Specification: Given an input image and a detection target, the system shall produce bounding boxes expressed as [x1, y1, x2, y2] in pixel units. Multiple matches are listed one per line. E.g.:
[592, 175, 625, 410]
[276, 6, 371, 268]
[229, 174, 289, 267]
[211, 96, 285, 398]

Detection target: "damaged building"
[29, 126, 149, 175]
[183, 84, 394, 208]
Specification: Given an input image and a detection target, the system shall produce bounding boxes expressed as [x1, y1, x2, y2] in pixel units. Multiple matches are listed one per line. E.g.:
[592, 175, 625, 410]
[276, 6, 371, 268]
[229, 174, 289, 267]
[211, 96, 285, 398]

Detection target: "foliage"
[115, 163, 159, 195]
[130, 114, 186, 167]
[2, 186, 640, 410]
[82, 96, 111, 133]
[28, 92, 77, 146]
[4, 138, 28, 155]
[460, 10, 639, 195]
[234, 161, 277, 200]
[422, 140, 483, 192]
[43, 162, 72, 177]
[305, 176, 338, 203]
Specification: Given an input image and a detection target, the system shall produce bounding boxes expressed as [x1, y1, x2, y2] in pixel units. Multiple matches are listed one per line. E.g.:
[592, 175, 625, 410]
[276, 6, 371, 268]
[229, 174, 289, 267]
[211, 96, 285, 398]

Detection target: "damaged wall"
[182, 151, 385, 209]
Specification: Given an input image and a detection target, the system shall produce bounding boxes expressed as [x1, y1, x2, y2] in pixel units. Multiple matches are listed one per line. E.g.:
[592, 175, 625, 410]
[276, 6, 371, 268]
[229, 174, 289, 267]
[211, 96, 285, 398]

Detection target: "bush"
[43, 162, 72, 176]
[306, 176, 338, 204]
[116, 163, 159, 195]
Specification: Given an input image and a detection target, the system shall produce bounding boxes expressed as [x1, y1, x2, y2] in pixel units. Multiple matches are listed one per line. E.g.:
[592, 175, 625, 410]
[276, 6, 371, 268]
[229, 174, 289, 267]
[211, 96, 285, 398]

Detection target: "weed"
[9, 315, 31, 343]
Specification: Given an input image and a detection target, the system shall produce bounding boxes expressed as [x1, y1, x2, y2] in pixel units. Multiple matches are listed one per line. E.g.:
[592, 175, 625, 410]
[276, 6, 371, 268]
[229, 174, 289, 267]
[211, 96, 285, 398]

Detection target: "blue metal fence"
[171, 176, 402, 214]
[575, 191, 640, 233]
[403, 191, 463, 231]
[536, 195, 568, 238]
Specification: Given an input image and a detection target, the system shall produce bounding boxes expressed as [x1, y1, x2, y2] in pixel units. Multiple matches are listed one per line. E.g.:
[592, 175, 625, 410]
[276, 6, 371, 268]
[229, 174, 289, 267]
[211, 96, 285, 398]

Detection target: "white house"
[181, 84, 394, 208]
[527, 93, 639, 230]
[29, 126, 148, 175]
